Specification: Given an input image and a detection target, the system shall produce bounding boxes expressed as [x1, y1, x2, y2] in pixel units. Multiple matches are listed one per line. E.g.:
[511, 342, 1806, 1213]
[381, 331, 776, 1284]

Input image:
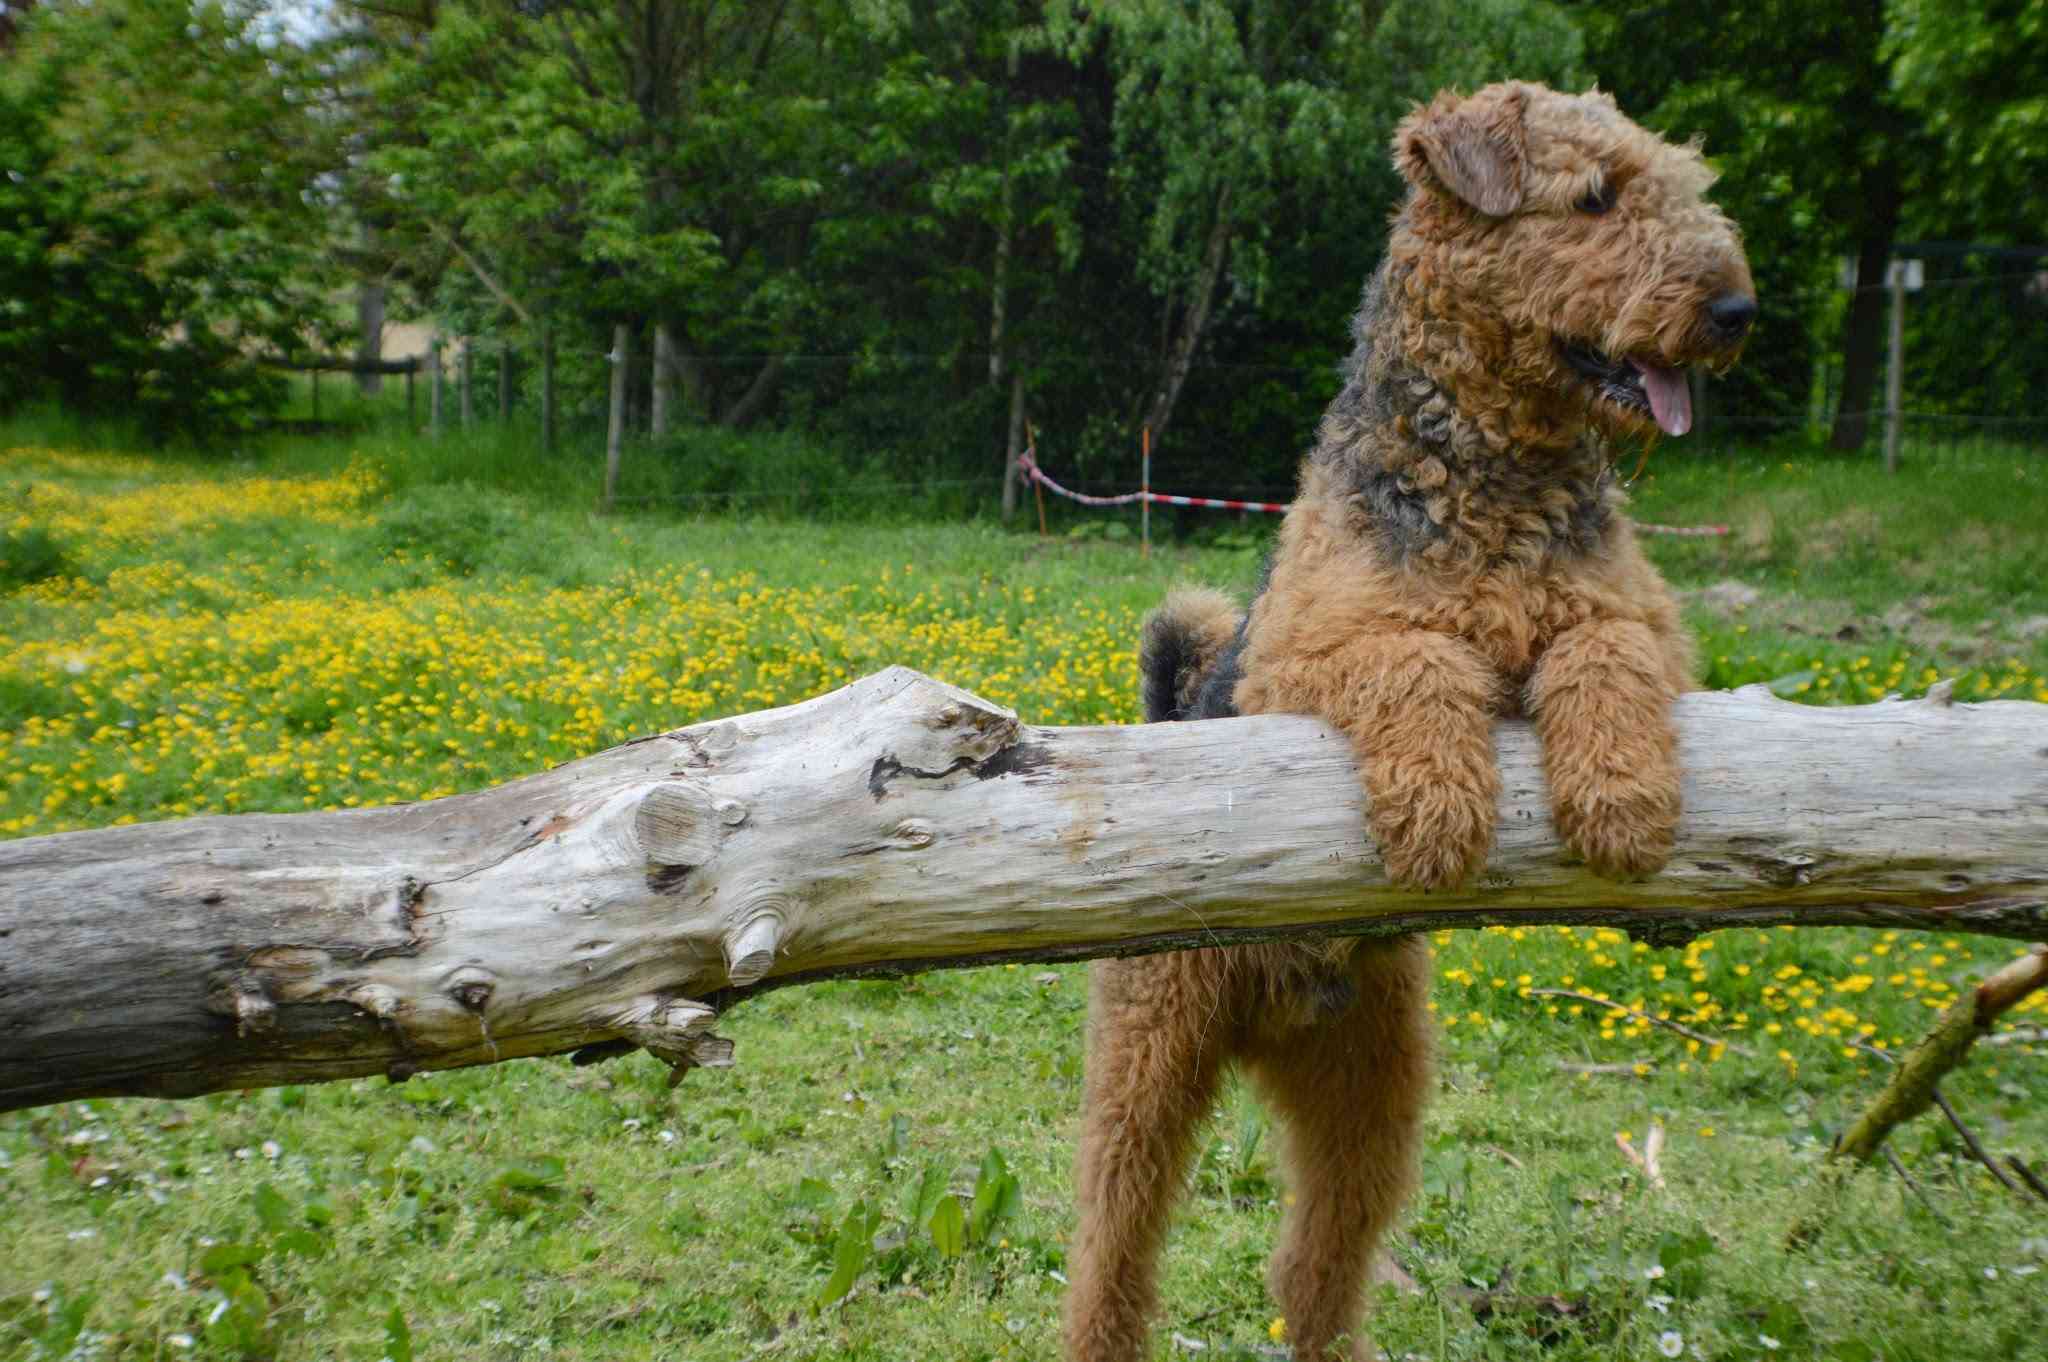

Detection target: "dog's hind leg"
[1242, 937, 1434, 1361]
[1064, 954, 1232, 1362]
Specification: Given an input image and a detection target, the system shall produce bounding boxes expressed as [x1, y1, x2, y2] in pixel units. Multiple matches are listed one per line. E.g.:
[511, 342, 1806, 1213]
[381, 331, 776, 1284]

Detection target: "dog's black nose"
[1706, 292, 1757, 341]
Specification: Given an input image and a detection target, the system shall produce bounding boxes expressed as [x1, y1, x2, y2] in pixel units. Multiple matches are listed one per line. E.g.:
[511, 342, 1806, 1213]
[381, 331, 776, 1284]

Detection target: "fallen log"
[2, 668, 2044, 1113]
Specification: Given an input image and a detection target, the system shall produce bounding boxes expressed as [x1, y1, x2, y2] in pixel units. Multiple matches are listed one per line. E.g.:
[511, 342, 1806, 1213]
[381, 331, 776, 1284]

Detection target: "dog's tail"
[1139, 587, 1242, 722]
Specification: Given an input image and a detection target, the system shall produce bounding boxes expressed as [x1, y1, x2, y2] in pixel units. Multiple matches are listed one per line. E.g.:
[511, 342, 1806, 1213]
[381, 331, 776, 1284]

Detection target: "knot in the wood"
[443, 966, 496, 1013]
[634, 779, 730, 867]
[234, 992, 276, 1032]
[724, 902, 788, 987]
[876, 672, 1020, 777]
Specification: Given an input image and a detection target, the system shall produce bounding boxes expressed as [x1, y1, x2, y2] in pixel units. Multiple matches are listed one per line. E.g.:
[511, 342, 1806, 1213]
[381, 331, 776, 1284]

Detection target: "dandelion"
[1268, 1317, 1287, 1343]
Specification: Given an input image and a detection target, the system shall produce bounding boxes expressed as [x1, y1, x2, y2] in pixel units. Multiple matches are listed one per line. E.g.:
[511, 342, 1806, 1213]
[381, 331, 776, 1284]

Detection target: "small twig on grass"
[1525, 988, 1756, 1058]
[1884, 1147, 1949, 1227]
[1615, 1121, 1668, 1191]
[1983, 1027, 2046, 1048]
[1484, 1144, 1526, 1171]
[1555, 1060, 1653, 1077]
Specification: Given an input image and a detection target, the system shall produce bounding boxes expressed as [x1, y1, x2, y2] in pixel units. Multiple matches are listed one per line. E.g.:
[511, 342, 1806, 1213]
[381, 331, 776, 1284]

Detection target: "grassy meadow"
[2, 428, 2046, 1361]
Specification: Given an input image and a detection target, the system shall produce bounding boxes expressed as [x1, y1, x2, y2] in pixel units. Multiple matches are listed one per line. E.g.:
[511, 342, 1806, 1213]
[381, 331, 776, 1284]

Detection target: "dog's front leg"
[1528, 618, 1682, 879]
[1252, 629, 1500, 892]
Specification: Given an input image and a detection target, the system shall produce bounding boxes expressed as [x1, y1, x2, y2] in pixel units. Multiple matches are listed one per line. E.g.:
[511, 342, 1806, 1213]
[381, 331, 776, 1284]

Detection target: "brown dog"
[1065, 82, 1753, 1361]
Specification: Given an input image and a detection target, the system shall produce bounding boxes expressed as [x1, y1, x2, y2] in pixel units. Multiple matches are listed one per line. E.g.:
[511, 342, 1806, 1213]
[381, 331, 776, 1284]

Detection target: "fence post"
[429, 339, 443, 439]
[1001, 372, 1024, 520]
[1884, 263, 1905, 475]
[541, 324, 557, 455]
[603, 323, 629, 513]
[651, 323, 674, 438]
[459, 340, 474, 432]
[1140, 425, 1152, 559]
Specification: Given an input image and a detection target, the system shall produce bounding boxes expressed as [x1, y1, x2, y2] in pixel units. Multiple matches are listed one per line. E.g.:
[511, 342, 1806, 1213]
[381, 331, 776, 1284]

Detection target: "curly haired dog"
[1064, 82, 1753, 1361]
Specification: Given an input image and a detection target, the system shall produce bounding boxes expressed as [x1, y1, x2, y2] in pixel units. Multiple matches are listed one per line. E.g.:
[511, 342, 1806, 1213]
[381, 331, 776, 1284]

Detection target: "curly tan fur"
[1067, 82, 1753, 1362]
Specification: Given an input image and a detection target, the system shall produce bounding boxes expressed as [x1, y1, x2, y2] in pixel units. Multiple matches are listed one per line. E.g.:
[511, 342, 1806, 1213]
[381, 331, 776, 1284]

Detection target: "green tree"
[1571, 0, 2048, 451]
[0, 0, 339, 438]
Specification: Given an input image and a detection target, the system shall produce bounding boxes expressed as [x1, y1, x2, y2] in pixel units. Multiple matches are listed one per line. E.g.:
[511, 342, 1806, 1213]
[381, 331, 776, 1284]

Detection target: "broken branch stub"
[2, 668, 2046, 1114]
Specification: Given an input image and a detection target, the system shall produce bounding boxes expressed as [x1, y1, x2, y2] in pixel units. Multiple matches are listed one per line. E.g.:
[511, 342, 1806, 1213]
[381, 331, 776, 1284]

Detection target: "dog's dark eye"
[1576, 182, 1617, 215]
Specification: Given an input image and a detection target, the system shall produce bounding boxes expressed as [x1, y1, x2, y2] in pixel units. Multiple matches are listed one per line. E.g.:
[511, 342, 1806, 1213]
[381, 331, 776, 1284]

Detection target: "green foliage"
[0, 0, 336, 442]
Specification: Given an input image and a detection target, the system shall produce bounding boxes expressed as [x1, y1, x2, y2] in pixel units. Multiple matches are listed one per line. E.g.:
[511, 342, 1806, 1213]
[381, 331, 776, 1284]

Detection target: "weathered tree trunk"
[2, 671, 2043, 1115]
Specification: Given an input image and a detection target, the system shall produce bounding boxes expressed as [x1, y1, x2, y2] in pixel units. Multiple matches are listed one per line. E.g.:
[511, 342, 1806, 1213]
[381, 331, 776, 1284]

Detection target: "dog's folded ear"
[1395, 85, 1528, 217]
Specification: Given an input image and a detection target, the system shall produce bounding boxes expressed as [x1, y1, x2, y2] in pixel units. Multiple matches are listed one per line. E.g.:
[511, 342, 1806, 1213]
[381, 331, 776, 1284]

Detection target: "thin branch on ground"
[1848, 1037, 2028, 1198]
[1930, 1089, 2028, 1198]
[2007, 1156, 2048, 1206]
[1884, 1147, 1949, 1227]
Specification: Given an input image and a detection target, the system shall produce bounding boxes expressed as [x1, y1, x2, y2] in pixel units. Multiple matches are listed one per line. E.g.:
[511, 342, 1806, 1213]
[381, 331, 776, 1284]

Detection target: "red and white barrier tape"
[1633, 522, 1731, 537]
[1016, 452, 1286, 514]
[1016, 451, 1727, 534]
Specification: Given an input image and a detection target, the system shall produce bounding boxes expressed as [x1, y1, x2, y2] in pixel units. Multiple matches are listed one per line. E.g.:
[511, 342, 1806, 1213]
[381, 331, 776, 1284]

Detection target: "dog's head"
[1390, 81, 1753, 442]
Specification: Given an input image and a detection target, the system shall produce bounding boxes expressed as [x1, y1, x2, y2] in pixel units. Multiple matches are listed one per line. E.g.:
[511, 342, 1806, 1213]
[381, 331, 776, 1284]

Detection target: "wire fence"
[266, 246, 2048, 519]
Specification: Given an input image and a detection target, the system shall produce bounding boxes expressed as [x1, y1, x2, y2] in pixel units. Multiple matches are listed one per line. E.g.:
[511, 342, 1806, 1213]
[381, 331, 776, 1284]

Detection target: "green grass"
[2, 429, 2045, 1361]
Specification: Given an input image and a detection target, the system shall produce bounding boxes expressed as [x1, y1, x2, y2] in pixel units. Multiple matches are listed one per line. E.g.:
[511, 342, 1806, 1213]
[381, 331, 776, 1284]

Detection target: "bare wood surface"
[2, 669, 2045, 1114]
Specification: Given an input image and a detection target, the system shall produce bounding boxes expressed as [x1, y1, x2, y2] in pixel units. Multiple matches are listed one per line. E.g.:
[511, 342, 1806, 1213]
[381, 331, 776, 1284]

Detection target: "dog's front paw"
[1369, 782, 1496, 893]
[1552, 772, 1679, 880]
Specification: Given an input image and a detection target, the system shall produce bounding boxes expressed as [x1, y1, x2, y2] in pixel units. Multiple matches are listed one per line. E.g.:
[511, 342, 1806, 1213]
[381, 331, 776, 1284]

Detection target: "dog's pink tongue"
[1634, 361, 1692, 436]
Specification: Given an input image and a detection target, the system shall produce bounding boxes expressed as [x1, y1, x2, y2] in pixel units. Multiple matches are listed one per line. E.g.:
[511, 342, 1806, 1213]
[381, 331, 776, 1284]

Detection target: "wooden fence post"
[1884, 263, 1906, 475]
[429, 339, 444, 438]
[1001, 372, 1025, 520]
[541, 323, 557, 455]
[603, 323, 629, 512]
